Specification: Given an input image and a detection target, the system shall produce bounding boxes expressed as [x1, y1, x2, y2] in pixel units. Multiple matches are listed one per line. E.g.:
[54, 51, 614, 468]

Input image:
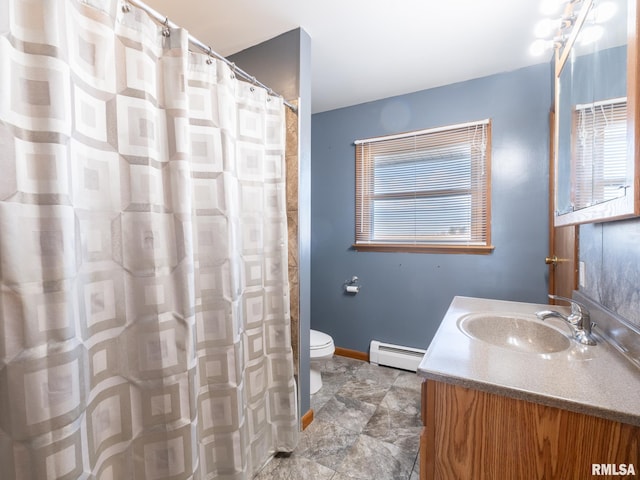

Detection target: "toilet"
[309, 329, 335, 394]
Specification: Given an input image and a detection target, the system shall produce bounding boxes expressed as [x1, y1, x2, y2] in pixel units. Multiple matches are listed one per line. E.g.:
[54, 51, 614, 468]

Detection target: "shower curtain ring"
[206, 47, 213, 65]
[230, 62, 236, 79]
[162, 17, 171, 37]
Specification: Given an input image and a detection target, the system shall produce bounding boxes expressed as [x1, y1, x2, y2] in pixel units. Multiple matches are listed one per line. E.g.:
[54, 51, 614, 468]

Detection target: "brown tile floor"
[255, 356, 422, 479]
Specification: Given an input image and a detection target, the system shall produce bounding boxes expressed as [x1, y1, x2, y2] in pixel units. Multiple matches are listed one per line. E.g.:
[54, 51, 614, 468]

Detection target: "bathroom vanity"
[417, 296, 640, 480]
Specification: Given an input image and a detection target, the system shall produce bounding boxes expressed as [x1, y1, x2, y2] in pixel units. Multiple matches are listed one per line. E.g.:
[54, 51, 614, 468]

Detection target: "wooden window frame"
[354, 120, 494, 254]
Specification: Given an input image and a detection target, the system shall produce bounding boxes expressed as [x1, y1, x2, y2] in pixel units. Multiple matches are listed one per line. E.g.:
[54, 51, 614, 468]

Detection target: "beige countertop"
[417, 296, 640, 427]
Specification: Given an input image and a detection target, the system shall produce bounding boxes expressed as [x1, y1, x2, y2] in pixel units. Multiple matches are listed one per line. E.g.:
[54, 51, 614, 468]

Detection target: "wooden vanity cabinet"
[420, 379, 640, 480]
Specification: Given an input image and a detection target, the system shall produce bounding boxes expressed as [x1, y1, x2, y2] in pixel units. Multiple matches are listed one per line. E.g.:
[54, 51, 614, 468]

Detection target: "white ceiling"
[142, 0, 550, 113]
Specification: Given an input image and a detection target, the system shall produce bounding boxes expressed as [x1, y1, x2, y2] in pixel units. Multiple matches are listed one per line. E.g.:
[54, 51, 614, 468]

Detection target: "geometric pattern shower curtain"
[0, 1, 298, 478]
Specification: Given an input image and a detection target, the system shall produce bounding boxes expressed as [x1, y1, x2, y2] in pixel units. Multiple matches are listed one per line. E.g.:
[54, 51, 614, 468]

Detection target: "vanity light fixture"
[530, 0, 582, 56]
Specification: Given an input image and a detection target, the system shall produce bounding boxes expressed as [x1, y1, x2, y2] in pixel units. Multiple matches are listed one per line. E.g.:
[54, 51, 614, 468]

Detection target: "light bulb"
[579, 24, 605, 45]
[540, 0, 564, 15]
[530, 39, 552, 56]
[590, 1, 617, 23]
[534, 18, 560, 38]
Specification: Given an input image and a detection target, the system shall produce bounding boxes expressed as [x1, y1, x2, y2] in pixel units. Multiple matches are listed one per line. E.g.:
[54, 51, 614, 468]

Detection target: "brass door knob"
[545, 255, 558, 266]
[545, 255, 569, 266]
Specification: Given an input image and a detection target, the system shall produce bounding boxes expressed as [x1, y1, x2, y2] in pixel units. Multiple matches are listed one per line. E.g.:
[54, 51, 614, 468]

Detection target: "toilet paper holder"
[344, 276, 360, 294]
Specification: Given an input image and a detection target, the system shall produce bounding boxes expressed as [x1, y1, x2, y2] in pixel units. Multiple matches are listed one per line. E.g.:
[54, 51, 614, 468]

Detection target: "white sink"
[458, 312, 571, 354]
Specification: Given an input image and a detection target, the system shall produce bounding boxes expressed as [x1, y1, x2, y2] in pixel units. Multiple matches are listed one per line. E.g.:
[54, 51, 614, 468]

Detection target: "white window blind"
[573, 98, 627, 210]
[354, 120, 491, 251]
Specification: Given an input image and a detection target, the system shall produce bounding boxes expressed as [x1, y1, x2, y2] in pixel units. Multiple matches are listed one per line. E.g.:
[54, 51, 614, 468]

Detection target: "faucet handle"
[548, 294, 590, 319]
[546, 295, 597, 345]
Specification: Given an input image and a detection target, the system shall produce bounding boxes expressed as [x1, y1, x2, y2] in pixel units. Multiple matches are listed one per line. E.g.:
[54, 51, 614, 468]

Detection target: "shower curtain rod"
[126, 0, 298, 113]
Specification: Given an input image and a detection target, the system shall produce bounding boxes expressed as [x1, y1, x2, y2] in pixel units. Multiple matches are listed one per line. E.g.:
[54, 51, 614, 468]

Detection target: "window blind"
[573, 98, 627, 210]
[355, 120, 491, 250]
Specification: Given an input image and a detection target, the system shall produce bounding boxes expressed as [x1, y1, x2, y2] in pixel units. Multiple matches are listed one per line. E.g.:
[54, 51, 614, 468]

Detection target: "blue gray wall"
[311, 63, 553, 353]
[228, 29, 303, 102]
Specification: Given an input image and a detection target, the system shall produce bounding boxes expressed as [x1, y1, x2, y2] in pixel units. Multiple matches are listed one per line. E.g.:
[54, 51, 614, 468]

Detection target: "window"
[354, 120, 492, 253]
[572, 98, 627, 210]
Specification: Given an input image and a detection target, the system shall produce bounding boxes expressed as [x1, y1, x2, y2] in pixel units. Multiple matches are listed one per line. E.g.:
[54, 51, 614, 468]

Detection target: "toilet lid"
[310, 329, 333, 349]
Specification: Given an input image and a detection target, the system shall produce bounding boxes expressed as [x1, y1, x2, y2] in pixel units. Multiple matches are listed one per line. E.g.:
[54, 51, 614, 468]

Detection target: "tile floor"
[256, 356, 423, 479]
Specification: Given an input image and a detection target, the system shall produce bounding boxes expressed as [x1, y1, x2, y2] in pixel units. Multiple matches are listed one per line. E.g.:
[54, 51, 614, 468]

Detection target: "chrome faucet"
[536, 295, 597, 346]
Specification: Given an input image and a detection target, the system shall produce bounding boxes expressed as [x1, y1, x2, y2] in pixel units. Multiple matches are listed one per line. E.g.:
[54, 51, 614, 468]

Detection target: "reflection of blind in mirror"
[573, 97, 627, 211]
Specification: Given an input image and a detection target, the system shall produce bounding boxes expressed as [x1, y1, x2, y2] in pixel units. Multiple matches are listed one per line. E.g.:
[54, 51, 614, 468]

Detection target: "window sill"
[352, 243, 495, 254]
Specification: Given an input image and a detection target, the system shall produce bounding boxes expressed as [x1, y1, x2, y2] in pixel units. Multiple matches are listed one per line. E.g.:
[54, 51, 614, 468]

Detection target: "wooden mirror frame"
[553, 0, 640, 226]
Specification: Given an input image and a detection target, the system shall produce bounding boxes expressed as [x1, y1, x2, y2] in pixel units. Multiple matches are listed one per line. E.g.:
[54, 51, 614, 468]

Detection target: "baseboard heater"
[369, 340, 427, 372]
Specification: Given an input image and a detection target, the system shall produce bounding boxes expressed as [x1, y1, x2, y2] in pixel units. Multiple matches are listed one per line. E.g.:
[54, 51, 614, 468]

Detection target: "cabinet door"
[422, 380, 640, 480]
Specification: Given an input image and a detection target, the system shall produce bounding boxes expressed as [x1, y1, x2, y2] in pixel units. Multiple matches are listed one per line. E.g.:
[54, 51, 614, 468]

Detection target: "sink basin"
[458, 313, 571, 354]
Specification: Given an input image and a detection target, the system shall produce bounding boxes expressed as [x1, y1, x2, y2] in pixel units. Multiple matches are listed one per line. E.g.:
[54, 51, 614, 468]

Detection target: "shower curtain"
[0, 1, 298, 478]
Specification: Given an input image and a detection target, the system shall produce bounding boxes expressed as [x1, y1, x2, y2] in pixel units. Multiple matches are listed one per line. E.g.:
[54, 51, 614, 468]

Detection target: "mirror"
[554, 0, 640, 225]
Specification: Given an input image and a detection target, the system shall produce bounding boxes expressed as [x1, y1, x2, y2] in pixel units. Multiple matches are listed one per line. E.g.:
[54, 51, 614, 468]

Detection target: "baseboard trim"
[301, 409, 314, 430]
[335, 346, 369, 362]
